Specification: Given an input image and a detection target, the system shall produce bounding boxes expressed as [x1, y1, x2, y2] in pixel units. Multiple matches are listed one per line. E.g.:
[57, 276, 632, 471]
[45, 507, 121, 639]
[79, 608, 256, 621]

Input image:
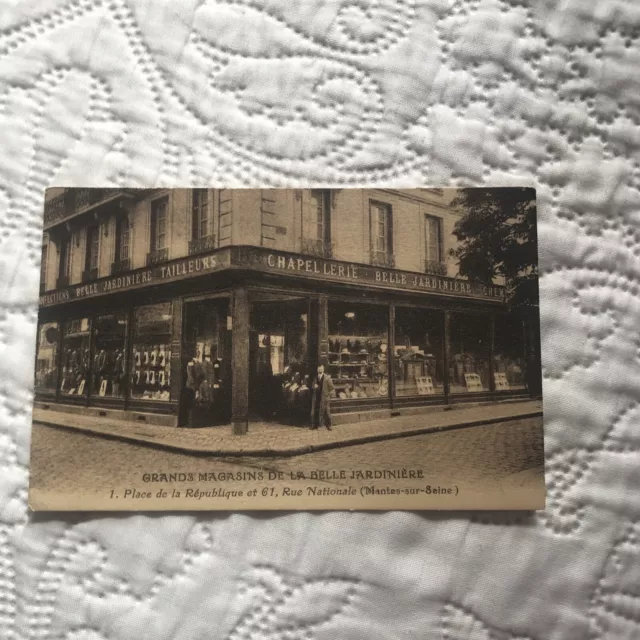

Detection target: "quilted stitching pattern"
[1, 0, 639, 638]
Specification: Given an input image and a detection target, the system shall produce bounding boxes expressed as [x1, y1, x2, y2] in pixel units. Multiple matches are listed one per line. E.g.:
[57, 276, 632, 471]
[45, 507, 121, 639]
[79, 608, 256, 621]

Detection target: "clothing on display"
[60, 318, 91, 396]
[130, 302, 172, 402]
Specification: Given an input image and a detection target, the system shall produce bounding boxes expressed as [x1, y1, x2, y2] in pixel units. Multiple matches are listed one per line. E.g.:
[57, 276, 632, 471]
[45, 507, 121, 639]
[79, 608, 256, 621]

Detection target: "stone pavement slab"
[32, 401, 543, 457]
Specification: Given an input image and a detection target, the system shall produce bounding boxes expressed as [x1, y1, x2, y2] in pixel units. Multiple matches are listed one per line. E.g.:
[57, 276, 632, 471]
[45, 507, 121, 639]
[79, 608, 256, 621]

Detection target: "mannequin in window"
[113, 349, 124, 397]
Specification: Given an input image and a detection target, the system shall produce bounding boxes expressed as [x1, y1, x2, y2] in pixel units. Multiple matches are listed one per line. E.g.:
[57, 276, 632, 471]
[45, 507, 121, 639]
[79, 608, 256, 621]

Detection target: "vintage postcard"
[29, 187, 544, 511]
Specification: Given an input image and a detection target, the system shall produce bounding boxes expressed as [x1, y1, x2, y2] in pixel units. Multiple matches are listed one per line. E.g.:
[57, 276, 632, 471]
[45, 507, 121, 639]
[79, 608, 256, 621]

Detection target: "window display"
[60, 318, 91, 396]
[92, 313, 128, 398]
[450, 313, 491, 392]
[328, 302, 389, 400]
[494, 314, 527, 390]
[35, 322, 59, 393]
[394, 307, 444, 397]
[131, 302, 172, 402]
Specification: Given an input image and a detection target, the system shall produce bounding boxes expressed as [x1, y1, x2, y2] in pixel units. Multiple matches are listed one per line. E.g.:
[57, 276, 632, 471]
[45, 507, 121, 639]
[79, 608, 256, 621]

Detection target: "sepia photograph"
[29, 187, 544, 511]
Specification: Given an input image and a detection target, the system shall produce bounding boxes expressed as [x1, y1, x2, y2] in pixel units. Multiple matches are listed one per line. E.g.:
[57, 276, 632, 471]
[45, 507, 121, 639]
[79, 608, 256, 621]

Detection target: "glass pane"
[60, 317, 92, 396]
[328, 302, 389, 400]
[121, 225, 130, 260]
[394, 308, 444, 397]
[91, 229, 99, 269]
[131, 302, 172, 402]
[92, 313, 128, 399]
[35, 322, 59, 393]
[494, 314, 527, 390]
[450, 313, 491, 392]
[426, 216, 440, 261]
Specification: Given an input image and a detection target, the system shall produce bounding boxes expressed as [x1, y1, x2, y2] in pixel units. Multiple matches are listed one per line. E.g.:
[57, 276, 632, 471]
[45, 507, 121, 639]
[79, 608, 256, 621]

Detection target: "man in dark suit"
[310, 364, 334, 430]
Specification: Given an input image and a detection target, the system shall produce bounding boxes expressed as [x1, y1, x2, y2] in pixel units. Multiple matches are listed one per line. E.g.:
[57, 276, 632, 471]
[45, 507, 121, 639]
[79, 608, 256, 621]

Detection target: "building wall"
[41, 188, 496, 291]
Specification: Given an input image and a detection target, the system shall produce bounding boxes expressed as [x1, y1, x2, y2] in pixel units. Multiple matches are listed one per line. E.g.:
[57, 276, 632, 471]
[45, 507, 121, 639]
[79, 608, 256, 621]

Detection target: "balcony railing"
[301, 238, 333, 258]
[111, 258, 131, 275]
[188, 234, 216, 256]
[44, 188, 128, 228]
[370, 250, 395, 268]
[146, 248, 169, 266]
[424, 259, 447, 276]
[56, 275, 70, 289]
[81, 268, 98, 283]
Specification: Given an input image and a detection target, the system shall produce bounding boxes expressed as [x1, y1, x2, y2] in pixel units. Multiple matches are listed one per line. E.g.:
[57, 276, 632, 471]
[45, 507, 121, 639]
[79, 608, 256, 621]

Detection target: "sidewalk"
[32, 400, 543, 457]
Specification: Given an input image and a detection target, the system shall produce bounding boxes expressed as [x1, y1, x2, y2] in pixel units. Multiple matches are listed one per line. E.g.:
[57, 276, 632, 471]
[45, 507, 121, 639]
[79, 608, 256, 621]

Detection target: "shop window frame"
[392, 303, 447, 403]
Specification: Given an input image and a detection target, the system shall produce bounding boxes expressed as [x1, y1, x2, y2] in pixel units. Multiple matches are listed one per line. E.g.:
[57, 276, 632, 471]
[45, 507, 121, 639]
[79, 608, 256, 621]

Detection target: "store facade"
[35, 245, 537, 433]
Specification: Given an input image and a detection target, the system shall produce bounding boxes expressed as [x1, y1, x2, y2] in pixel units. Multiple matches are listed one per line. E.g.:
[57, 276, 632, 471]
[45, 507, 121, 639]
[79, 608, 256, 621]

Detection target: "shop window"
[302, 190, 332, 257]
[328, 302, 389, 400]
[92, 313, 128, 399]
[113, 216, 131, 273]
[60, 317, 92, 396]
[450, 313, 491, 392]
[83, 224, 100, 281]
[494, 314, 527, 390]
[148, 198, 168, 265]
[370, 201, 394, 267]
[35, 322, 60, 393]
[131, 302, 172, 402]
[425, 215, 445, 275]
[394, 307, 444, 397]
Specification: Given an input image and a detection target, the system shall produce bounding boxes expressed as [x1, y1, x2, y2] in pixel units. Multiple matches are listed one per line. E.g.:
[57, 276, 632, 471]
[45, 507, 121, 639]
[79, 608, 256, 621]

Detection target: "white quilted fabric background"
[1, 0, 639, 638]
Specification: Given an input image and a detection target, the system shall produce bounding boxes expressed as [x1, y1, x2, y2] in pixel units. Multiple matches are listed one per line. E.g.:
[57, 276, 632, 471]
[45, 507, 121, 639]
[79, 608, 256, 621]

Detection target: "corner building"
[35, 188, 537, 433]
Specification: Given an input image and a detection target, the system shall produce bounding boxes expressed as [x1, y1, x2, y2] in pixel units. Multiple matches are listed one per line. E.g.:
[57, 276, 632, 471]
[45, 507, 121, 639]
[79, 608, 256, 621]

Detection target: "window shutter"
[387, 205, 393, 255]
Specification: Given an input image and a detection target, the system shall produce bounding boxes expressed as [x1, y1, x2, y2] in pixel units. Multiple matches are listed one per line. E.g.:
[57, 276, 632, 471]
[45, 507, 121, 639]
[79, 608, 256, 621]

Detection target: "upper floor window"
[369, 201, 394, 267]
[189, 189, 216, 255]
[192, 189, 210, 239]
[115, 216, 131, 262]
[57, 235, 71, 288]
[302, 190, 332, 257]
[424, 214, 445, 275]
[85, 225, 100, 270]
[112, 216, 131, 274]
[40, 244, 48, 291]
[148, 198, 169, 265]
[150, 198, 167, 251]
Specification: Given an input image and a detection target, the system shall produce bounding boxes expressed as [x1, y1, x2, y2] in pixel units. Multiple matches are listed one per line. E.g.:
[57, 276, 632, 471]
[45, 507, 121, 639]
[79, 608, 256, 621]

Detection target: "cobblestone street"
[30, 415, 544, 511]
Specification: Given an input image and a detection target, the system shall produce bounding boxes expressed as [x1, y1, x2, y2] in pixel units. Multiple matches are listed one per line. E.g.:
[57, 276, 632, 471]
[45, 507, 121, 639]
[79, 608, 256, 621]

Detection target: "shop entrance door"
[179, 298, 231, 427]
[249, 293, 313, 424]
